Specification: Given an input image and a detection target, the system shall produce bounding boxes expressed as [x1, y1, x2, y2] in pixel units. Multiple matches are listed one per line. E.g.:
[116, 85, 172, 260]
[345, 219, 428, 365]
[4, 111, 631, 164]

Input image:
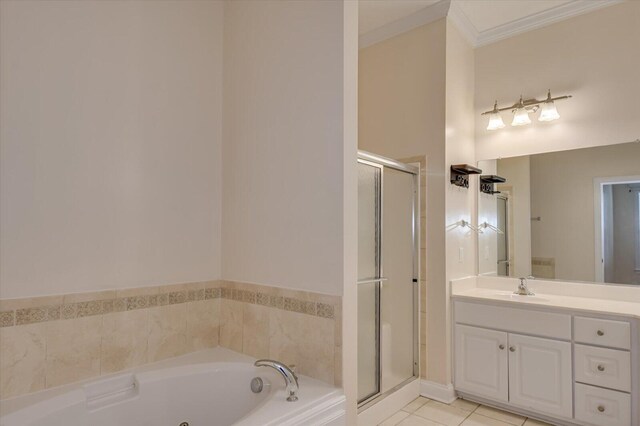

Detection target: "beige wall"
[222, 0, 345, 296]
[443, 20, 476, 385]
[0, 0, 224, 298]
[342, 1, 359, 421]
[529, 142, 640, 283]
[359, 18, 477, 385]
[359, 18, 447, 384]
[475, 1, 640, 161]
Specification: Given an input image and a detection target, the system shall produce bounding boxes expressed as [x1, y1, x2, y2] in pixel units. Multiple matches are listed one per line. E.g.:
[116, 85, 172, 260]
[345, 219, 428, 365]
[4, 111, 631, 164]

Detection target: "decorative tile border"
[221, 287, 335, 319]
[0, 282, 336, 328]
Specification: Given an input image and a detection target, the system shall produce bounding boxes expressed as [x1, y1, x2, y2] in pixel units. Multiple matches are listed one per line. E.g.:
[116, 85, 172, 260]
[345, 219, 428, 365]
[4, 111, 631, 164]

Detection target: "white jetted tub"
[0, 348, 345, 426]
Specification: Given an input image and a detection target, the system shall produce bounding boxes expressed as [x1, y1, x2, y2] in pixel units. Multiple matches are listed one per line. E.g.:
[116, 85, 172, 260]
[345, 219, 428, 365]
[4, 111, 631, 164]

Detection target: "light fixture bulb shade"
[487, 112, 505, 130]
[538, 101, 560, 121]
[511, 108, 531, 126]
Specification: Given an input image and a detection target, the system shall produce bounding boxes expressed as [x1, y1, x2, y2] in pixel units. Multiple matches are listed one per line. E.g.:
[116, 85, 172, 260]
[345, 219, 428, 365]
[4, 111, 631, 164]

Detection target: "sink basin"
[490, 291, 551, 303]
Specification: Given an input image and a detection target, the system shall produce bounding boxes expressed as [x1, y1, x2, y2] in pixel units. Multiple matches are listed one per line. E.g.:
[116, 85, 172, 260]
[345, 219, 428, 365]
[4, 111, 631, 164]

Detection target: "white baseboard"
[419, 380, 457, 404]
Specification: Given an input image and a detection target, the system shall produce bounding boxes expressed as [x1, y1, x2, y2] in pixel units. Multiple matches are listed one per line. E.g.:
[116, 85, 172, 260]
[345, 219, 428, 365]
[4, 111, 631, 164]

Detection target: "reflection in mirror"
[478, 141, 640, 286]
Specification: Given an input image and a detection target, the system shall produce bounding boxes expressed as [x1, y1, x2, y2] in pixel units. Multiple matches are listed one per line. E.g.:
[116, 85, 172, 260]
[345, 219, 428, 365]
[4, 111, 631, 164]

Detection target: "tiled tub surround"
[0, 281, 341, 400]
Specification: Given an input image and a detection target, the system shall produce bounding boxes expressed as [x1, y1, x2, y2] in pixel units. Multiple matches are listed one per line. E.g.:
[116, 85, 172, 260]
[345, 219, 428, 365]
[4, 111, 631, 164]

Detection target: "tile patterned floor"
[378, 396, 555, 426]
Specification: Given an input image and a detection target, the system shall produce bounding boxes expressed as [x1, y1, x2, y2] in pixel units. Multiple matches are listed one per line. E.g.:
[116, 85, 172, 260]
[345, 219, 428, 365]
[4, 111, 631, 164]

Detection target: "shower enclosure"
[357, 151, 419, 408]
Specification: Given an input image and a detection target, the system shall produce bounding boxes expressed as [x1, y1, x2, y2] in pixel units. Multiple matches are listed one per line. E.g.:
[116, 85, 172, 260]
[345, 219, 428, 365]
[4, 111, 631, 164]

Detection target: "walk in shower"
[357, 151, 419, 408]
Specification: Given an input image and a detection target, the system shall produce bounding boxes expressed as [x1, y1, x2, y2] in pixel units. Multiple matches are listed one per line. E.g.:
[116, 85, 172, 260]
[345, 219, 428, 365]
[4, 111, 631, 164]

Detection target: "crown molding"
[361, 0, 623, 50]
[472, 0, 624, 47]
[359, 0, 451, 49]
[447, 0, 478, 47]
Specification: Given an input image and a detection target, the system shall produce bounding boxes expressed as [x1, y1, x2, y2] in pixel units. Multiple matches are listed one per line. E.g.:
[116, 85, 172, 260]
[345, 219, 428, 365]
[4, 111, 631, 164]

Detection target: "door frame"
[356, 150, 420, 410]
[593, 175, 640, 282]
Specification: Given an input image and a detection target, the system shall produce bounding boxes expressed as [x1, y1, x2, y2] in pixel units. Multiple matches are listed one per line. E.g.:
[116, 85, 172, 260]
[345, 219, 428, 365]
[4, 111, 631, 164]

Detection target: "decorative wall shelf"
[479, 175, 506, 194]
[451, 164, 482, 188]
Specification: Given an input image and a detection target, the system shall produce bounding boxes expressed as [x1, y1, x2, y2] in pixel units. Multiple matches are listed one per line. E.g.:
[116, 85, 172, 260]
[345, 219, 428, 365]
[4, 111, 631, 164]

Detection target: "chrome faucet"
[514, 277, 535, 296]
[254, 359, 299, 402]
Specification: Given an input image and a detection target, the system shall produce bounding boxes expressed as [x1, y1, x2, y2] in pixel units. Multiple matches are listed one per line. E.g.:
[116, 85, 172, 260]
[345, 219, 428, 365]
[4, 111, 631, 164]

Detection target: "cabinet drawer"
[574, 383, 631, 426]
[574, 317, 630, 350]
[454, 301, 571, 339]
[574, 344, 631, 392]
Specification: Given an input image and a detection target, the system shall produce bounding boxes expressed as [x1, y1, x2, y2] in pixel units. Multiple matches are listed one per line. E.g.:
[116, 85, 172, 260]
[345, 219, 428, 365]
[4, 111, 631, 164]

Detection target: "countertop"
[451, 277, 640, 320]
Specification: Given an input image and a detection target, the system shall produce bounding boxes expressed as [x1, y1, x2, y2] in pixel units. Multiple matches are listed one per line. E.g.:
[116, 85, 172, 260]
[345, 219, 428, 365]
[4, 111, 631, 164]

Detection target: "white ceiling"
[359, 0, 622, 47]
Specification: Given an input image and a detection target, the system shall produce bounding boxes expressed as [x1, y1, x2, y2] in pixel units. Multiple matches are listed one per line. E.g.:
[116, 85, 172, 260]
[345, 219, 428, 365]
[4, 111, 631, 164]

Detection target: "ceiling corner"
[448, 1, 479, 47]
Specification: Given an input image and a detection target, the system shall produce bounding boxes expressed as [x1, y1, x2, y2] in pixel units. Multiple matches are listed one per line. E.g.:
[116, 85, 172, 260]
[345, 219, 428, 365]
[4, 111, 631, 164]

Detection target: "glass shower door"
[357, 152, 418, 407]
[357, 161, 381, 402]
[380, 167, 416, 393]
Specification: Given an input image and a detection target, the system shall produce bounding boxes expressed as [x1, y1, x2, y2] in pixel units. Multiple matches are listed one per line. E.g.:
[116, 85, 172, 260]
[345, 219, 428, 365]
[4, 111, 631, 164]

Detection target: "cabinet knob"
[597, 405, 605, 413]
[597, 330, 605, 336]
[597, 364, 605, 372]
[509, 346, 516, 352]
[499, 344, 505, 350]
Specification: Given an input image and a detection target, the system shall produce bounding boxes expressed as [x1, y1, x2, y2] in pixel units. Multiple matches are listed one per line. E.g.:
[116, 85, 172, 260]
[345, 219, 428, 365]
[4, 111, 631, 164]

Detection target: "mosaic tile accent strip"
[0, 310, 15, 327]
[0, 281, 339, 328]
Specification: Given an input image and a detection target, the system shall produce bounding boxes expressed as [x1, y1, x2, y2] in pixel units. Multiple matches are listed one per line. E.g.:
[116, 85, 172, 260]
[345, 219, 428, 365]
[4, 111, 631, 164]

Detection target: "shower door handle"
[357, 278, 388, 285]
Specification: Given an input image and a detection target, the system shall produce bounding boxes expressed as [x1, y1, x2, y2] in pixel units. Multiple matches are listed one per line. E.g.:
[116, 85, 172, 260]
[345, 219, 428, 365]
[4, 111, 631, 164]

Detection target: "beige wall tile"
[0, 295, 63, 311]
[219, 299, 243, 352]
[45, 316, 102, 388]
[116, 286, 159, 299]
[334, 345, 342, 386]
[1, 280, 341, 399]
[0, 323, 46, 398]
[269, 309, 334, 384]
[186, 299, 219, 352]
[420, 248, 427, 280]
[203, 280, 223, 289]
[147, 304, 187, 362]
[420, 343, 427, 379]
[63, 290, 116, 304]
[333, 301, 342, 345]
[242, 303, 270, 359]
[101, 310, 149, 374]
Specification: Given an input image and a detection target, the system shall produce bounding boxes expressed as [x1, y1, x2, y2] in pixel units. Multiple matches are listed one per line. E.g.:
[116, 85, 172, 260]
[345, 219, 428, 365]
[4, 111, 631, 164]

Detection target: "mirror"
[478, 141, 640, 285]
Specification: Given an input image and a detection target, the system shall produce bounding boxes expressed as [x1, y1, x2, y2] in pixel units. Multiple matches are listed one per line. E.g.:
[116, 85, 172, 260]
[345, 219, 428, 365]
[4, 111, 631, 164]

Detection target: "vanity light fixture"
[482, 90, 571, 130]
[486, 101, 506, 130]
[511, 96, 532, 126]
[538, 90, 561, 122]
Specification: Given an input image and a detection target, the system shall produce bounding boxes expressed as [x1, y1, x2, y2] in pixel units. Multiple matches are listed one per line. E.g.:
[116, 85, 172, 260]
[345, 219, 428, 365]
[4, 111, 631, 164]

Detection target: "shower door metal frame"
[357, 150, 420, 410]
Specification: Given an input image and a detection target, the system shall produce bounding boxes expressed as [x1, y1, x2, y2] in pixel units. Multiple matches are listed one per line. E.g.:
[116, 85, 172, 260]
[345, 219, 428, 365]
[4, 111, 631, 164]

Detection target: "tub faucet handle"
[254, 359, 299, 402]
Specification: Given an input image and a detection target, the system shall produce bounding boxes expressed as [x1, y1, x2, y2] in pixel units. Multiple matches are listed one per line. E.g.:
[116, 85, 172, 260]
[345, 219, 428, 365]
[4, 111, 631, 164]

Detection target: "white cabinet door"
[454, 324, 508, 402]
[508, 333, 572, 418]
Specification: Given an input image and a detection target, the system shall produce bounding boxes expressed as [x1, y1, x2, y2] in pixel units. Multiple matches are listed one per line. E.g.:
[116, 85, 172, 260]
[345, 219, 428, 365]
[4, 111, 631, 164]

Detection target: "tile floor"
[378, 396, 555, 426]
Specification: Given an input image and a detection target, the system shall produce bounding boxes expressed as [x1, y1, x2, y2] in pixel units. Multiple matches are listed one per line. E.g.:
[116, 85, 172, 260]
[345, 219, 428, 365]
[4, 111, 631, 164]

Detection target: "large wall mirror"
[477, 141, 640, 286]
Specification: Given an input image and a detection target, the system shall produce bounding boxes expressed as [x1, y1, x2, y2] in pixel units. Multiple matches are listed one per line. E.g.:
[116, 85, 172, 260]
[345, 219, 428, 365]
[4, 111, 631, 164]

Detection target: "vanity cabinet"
[455, 325, 508, 402]
[507, 333, 572, 418]
[453, 300, 637, 426]
[455, 325, 572, 418]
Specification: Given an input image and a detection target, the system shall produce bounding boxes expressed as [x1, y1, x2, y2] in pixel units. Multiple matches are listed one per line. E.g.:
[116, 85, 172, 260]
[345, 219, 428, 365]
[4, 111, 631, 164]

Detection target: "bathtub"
[0, 348, 345, 426]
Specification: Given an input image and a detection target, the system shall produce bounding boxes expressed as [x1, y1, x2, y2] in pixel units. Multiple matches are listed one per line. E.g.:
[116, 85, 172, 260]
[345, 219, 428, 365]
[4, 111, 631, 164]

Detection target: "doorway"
[595, 176, 640, 284]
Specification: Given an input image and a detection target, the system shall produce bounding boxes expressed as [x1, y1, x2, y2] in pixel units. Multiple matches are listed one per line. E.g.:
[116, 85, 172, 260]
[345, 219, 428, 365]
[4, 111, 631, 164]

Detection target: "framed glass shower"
[357, 150, 420, 409]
